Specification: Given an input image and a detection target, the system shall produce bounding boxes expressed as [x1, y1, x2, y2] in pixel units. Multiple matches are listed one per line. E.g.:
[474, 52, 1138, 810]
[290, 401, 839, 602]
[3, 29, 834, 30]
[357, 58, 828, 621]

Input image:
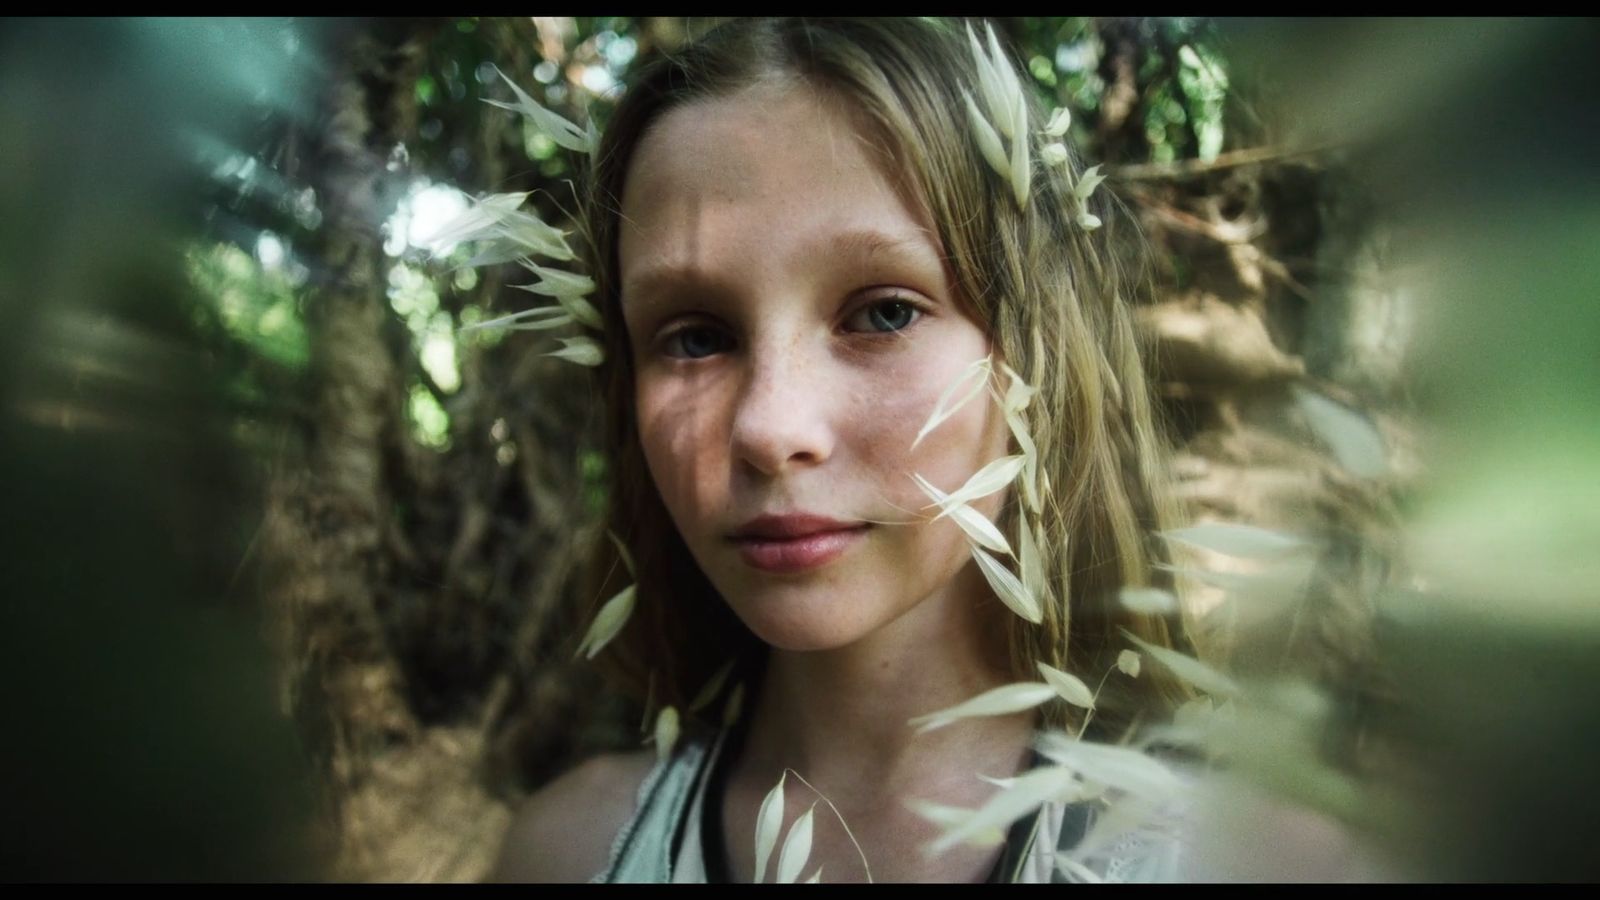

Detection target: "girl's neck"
[735, 563, 1037, 803]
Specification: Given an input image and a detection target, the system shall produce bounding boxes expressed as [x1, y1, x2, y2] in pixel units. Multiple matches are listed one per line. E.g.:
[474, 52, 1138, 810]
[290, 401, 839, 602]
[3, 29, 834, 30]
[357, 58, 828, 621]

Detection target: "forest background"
[1, 16, 1596, 882]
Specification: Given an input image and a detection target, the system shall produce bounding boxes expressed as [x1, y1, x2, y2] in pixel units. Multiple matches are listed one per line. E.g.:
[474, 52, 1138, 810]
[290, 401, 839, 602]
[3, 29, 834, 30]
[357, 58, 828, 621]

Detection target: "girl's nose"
[728, 341, 835, 478]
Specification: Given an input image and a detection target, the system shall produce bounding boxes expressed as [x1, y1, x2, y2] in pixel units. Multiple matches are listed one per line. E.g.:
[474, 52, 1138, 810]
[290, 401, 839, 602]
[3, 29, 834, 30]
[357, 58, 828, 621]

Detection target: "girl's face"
[619, 82, 1011, 652]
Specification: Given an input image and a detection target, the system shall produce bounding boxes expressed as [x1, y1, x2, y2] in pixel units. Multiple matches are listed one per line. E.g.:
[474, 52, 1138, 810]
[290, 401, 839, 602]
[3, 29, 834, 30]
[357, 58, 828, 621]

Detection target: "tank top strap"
[669, 724, 737, 882]
[590, 731, 720, 883]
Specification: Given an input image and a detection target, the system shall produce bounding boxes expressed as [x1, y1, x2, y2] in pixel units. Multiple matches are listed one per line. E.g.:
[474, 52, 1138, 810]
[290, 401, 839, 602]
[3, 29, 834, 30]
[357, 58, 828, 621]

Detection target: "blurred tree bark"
[258, 17, 626, 880]
[262, 17, 429, 873]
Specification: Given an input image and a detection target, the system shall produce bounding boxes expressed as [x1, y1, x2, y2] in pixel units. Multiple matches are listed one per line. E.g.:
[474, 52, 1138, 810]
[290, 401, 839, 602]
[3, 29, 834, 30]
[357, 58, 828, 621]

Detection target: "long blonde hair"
[576, 17, 1191, 738]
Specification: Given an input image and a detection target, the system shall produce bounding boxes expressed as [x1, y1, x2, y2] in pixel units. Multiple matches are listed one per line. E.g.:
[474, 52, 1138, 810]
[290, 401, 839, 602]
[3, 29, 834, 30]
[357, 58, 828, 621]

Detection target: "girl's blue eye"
[848, 297, 921, 334]
[662, 326, 732, 360]
[658, 297, 922, 360]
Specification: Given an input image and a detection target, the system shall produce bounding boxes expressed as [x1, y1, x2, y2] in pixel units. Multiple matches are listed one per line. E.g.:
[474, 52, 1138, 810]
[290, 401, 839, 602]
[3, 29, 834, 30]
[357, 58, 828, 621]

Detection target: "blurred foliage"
[0, 17, 322, 879]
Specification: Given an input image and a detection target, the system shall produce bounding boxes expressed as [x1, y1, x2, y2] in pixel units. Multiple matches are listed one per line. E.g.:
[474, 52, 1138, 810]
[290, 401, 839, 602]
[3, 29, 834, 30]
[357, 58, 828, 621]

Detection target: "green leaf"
[1116, 649, 1141, 678]
[1043, 106, 1072, 137]
[1018, 515, 1045, 609]
[487, 65, 593, 154]
[963, 91, 1012, 192]
[971, 543, 1040, 623]
[1008, 86, 1031, 207]
[1155, 559, 1314, 607]
[606, 529, 635, 578]
[493, 208, 576, 261]
[1291, 385, 1387, 477]
[928, 766, 1085, 855]
[926, 455, 1026, 515]
[983, 21, 1025, 138]
[417, 191, 527, 253]
[1034, 731, 1185, 801]
[723, 682, 746, 729]
[552, 293, 603, 331]
[1073, 164, 1107, 204]
[1119, 628, 1240, 698]
[455, 238, 533, 270]
[913, 474, 1013, 556]
[754, 772, 786, 883]
[543, 335, 603, 367]
[911, 354, 992, 451]
[574, 584, 635, 660]
[688, 659, 736, 714]
[493, 305, 575, 332]
[516, 258, 597, 299]
[1005, 409, 1040, 515]
[1161, 523, 1313, 560]
[1173, 696, 1214, 733]
[777, 803, 817, 884]
[1000, 362, 1038, 414]
[1036, 662, 1095, 709]
[458, 304, 570, 334]
[966, 25, 1011, 140]
[653, 706, 679, 763]
[905, 800, 1006, 847]
[908, 682, 1057, 733]
[1117, 586, 1178, 615]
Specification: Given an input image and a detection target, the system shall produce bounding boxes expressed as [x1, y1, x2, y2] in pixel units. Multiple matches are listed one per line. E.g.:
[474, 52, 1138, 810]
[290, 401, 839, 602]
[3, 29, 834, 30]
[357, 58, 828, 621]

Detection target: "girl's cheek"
[637, 384, 696, 509]
[638, 377, 735, 520]
[883, 336, 992, 448]
[845, 370, 925, 481]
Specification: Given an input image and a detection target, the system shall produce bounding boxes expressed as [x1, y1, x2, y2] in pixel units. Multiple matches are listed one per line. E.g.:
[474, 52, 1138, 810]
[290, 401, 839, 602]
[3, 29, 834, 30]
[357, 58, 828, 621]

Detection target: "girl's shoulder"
[489, 749, 659, 883]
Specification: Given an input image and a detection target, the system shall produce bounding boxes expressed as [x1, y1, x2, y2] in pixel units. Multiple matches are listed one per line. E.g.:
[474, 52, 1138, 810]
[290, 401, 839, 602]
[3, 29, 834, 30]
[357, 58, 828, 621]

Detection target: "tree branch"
[1111, 141, 1345, 181]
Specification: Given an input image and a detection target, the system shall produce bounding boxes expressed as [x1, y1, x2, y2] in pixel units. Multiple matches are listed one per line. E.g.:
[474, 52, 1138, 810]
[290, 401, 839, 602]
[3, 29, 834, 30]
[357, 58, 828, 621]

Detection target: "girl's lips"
[732, 525, 871, 573]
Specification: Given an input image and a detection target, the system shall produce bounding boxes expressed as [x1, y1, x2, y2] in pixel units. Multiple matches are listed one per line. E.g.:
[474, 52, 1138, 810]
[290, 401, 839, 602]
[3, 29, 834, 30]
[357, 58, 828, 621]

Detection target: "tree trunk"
[261, 20, 440, 878]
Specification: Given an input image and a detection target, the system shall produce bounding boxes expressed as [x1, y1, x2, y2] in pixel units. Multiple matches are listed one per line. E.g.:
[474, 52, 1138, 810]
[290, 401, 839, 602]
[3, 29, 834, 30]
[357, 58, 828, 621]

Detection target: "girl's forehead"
[624, 84, 884, 215]
[618, 83, 940, 295]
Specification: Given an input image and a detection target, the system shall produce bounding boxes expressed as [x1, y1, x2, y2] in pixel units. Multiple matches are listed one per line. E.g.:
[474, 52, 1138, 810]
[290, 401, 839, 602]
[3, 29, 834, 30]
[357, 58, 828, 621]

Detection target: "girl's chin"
[722, 585, 909, 654]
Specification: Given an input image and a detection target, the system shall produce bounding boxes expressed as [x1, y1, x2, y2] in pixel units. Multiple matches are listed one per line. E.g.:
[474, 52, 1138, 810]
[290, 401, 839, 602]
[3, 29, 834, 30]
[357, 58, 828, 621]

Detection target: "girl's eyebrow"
[826, 227, 933, 261]
[624, 227, 939, 305]
[822, 227, 946, 288]
[622, 263, 724, 310]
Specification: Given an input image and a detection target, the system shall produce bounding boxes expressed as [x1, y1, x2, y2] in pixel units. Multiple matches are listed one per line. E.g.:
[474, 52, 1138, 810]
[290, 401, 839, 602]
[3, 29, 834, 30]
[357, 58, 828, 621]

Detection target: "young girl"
[488, 17, 1192, 883]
